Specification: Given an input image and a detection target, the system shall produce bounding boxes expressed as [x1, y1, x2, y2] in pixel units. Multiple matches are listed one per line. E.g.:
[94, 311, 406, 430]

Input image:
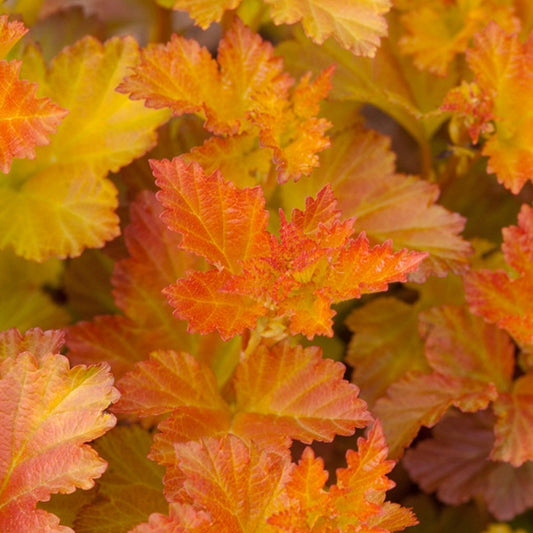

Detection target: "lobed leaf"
[0, 351, 119, 532]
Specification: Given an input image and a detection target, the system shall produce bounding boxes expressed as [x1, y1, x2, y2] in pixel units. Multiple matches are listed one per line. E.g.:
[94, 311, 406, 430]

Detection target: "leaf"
[278, 27, 456, 148]
[265, 0, 391, 57]
[0, 351, 119, 532]
[375, 304, 511, 457]
[111, 190, 203, 326]
[67, 192, 239, 379]
[0, 36, 169, 261]
[232, 341, 372, 449]
[166, 435, 293, 529]
[153, 158, 270, 272]
[442, 22, 533, 193]
[492, 373, 533, 466]
[253, 66, 333, 184]
[182, 134, 273, 190]
[72, 425, 167, 533]
[158, 159, 427, 340]
[464, 203, 533, 347]
[115, 340, 370, 458]
[269, 421, 418, 531]
[0, 59, 66, 173]
[403, 410, 533, 521]
[118, 18, 286, 136]
[66, 315, 167, 379]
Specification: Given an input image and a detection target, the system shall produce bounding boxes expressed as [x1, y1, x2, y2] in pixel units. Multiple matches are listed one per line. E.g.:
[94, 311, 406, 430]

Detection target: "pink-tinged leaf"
[232, 341, 372, 449]
[0, 60, 66, 173]
[374, 371, 498, 458]
[167, 435, 292, 528]
[419, 305, 515, 392]
[153, 158, 270, 271]
[114, 349, 228, 417]
[403, 410, 533, 521]
[492, 373, 533, 466]
[163, 269, 266, 340]
[0, 352, 119, 532]
[0, 327, 65, 361]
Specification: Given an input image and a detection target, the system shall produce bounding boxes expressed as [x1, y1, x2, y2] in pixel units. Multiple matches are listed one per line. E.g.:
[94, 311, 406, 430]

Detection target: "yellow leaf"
[1, 36, 170, 261]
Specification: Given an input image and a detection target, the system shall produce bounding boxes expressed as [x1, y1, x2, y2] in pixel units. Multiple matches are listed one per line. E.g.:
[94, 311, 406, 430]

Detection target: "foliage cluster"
[1, 1, 533, 532]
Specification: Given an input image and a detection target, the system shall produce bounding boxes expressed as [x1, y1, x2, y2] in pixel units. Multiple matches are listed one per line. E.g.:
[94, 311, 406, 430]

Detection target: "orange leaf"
[232, 341, 372, 449]
[118, 18, 286, 136]
[158, 162, 427, 339]
[465, 203, 533, 346]
[0, 60, 66, 173]
[442, 22, 533, 193]
[0, 352, 118, 532]
[253, 66, 333, 183]
[283, 127, 472, 281]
